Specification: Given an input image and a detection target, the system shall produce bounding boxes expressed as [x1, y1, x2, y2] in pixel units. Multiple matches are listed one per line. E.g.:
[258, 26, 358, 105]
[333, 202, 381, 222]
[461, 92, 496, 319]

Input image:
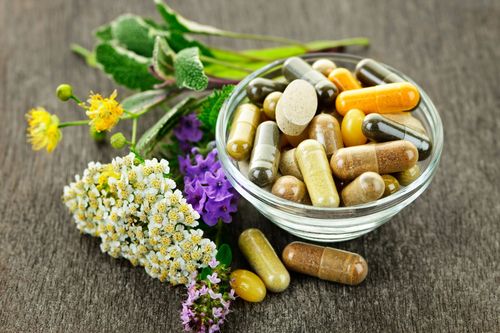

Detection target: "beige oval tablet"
[275, 79, 317, 136]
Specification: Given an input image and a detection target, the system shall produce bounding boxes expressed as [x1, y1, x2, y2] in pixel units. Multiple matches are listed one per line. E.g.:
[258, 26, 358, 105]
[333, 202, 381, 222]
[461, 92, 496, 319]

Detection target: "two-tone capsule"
[341, 172, 385, 206]
[248, 121, 281, 187]
[330, 140, 419, 180]
[355, 58, 404, 86]
[296, 139, 340, 207]
[308, 113, 344, 157]
[282, 242, 368, 285]
[239, 229, 290, 293]
[226, 103, 261, 160]
[283, 57, 339, 105]
[362, 113, 432, 160]
[246, 78, 287, 105]
[336, 82, 420, 115]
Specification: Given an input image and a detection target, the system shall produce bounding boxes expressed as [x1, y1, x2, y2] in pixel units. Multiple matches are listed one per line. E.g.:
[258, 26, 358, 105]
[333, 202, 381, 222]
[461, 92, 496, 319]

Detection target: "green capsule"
[246, 78, 287, 105]
[355, 58, 404, 86]
[381, 174, 400, 197]
[395, 164, 421, 186]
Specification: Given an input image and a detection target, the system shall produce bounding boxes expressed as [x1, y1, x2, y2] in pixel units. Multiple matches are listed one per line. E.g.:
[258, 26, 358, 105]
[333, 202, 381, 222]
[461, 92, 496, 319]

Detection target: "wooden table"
[1, 0, 498, 332]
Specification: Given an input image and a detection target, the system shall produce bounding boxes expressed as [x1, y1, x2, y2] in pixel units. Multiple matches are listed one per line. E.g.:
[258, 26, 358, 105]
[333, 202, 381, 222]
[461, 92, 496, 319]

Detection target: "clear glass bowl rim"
[215, 53, 444, 217]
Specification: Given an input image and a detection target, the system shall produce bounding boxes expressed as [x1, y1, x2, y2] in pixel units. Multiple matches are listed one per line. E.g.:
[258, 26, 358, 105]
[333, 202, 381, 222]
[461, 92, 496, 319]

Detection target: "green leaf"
[152, 36, 175, 81]
[166, 32, 212, 56]
[174, 47, 208, 91]
[95, 24, 113, 41]
[216, 244, 232, 267]
[199, 267, 212, 281]
[111, 15, 157, 57]
[135, 97, 196, 156]
[198, 85, 235, 135]
[121, 90, 169, 114]
[95, 43, 161, 90]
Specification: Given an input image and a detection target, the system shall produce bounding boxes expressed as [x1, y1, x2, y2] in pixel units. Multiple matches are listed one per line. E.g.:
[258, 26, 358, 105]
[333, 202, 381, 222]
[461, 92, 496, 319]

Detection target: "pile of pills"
[226, 57, 432, 207]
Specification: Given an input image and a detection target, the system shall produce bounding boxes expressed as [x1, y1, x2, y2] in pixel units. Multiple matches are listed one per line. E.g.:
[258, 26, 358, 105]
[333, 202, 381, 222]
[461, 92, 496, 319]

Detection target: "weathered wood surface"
[0, 0, 499, 332]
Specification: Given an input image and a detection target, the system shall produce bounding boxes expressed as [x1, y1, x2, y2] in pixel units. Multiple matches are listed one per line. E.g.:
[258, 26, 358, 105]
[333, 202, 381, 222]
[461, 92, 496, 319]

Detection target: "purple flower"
[174, 113, 203, 143]
[184, 179, 207, 213]
[205, 168, 233, 199]
[207, 272, 221, 284]
[208, 258, 219, 269]
[204, 195, 238, 225]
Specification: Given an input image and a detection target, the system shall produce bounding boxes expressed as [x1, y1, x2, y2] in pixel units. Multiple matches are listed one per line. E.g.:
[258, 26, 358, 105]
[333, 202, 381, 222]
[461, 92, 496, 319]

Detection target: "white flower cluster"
[63, 153, 217, 285]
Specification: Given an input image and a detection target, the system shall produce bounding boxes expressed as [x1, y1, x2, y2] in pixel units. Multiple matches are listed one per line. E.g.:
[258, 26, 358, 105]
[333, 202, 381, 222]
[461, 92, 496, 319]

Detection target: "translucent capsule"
[395, 164, 421, 186]
[296, 139, 340, 207]
[271, 175, 308, 203]
[328, 68, 362, 91]
[248, 121, 281, 187]
[312, 58, 337, 77]
[262, 91, 282, 120]
[230, 269, 266, 303]
[381, 174, 400, 197]
[239, 229, 290, 293]
[279, 148, 303, 181]
[226, 103, 261, 160]
[283, 57, 339, 105]
[330, 140, 418, 180]
[282, 242, 368, 285]
[362, 113, 432, 160]
[341, 109, 367, 147]
[336, 82, 420, 115]
[355, 58, 404, 86]
[341, 172, 385, 206]
[308, 113, 344, 157]
[246, 78, 287, 105]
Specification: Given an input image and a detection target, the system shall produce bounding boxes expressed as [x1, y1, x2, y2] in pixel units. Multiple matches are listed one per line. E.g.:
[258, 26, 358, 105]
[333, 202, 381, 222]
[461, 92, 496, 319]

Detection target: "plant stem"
[190, 31, 308, 50]
[70, 44, 98, 68]
[215, 220, 223, 247]
[70, 95, 83, 104]
[200, 55, 254, 73]
[131, 118, 138, 145]
[58, 120, 88, 128]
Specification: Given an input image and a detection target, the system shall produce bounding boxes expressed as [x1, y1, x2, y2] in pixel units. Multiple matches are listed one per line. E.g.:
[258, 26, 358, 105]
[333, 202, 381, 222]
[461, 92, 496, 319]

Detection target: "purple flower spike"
[174, 113, 203, 143]
[205, 169, 233, 199]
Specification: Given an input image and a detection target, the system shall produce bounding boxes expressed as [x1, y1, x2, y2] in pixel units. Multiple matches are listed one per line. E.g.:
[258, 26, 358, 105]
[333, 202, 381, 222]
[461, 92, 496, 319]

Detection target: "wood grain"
[0, 0, 499, 332]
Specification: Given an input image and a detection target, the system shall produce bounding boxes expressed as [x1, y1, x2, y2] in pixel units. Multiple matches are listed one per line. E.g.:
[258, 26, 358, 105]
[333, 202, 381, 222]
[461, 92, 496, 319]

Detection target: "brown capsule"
[262, 91, 282, 120]
[341, 172, 385, 206]
[330, 140, 418, 180]
[279, 148, 303, 181]
[381, 174, 400, 197]
[395, 164, 421, 186]
[284, 129, 309, 148]
[271, 175, 307, 203]
[308, 114, 344, 157]
[282, 242, 368, 285]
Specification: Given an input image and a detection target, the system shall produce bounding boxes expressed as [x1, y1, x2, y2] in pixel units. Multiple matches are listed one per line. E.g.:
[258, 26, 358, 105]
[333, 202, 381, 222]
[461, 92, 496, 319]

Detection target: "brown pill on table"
[282, 241, 368, 285]
[308, 113, 344, 157]
[271, 175, 307, 203]
[341, 172, 385, 206]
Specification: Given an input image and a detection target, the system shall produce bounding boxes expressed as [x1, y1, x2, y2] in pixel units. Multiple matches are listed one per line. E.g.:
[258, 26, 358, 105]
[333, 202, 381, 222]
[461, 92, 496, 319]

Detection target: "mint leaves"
[174, 47, 208, 91]
[198, 85, 235, 135]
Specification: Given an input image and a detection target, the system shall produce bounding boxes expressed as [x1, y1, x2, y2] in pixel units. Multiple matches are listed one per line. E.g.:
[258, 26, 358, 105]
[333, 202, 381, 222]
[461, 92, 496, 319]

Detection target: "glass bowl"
[215, 53, 444, 242]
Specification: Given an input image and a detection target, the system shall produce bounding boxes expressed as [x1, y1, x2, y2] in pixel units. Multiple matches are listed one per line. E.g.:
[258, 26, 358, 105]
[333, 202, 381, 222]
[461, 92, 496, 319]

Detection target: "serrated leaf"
[198, 85, 235, 135]
[135, 97, 196, 157]
[174, 47, 208, 91]
[95, 43, 161, 90]
[152, 36, 175, 81]
[111, 15, 157, 57]
[216, 244, 232, 267]
[121, 90, 168, 114]
[95, 24, 113, 41]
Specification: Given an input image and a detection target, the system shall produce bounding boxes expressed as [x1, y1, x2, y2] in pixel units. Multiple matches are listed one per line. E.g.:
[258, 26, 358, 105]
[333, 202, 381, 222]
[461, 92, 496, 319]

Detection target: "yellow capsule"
[263, 91, 282, 120]
[336, 82, 420, 116]
[296, 139, 340, 207]
[230, 269, 266, 302]
[226, 103, 261, 160]
[341, 109, 367, 147]
[395, 164, 421, 185]
[328, 68, 362, 91]
[238, 228, 290, 293]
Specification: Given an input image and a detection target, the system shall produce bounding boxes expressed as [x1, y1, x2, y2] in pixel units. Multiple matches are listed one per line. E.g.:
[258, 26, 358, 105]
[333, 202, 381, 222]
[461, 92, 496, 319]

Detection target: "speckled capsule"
[328, 68, 362, 91]
[355, 58, 404, 86]
[312, 58, 337, 76]
[271, 175, 308, 203]
[239, 229, 290, 293]
[336, 82, 420, 115]
[282, 242, 368, 285]
[246, 78, 287, 105]
[308, 113, 344, 157]
[296, 139, 340, 207]
[262, 91, 282, 120]
[230, 269, 266, 303]
[341, 172, 385, 206]
[279, 148, 303, 180]
[283, 57, 339, 105]
[330, 140, 419, 180]
[381, 174, 400, 197]
[226, 103, 261, 160]
[395, 164, 421, 186]
[248, 121, 281, 187]
[362, 113, 432, 160]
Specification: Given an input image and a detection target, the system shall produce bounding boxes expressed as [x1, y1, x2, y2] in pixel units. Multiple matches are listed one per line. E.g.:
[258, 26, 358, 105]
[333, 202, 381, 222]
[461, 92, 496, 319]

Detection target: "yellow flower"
[25, 107, 62, 152]
[85, 90, 123, 132]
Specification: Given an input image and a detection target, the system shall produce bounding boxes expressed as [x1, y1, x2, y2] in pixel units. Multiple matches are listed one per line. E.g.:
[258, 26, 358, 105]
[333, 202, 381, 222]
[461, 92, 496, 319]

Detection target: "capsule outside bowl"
[216, 53, 444, 242]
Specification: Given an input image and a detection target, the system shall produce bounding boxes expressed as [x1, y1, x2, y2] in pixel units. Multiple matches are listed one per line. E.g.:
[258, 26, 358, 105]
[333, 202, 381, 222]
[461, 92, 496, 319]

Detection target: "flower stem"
[70, 44, 98, 68]
[131, 118, 138, 146]
[70, 95, 83, 104]
[58, 120, 88, 128]
[215, 220, 223, 247]
[200, 55, 254, 73]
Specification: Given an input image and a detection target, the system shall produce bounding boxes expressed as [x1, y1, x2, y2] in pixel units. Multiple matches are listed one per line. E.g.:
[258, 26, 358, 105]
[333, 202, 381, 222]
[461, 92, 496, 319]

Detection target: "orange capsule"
[335, 82, 420, 116]
[328, 68, 362, 91]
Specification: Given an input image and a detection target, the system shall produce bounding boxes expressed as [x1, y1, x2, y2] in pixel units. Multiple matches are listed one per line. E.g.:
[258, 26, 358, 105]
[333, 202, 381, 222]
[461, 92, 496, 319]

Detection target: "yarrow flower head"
[25, 107, 62, 152]
[62, 153, 217, 285]
[84, 90, 123, 132]
[179, 148, 239, 226]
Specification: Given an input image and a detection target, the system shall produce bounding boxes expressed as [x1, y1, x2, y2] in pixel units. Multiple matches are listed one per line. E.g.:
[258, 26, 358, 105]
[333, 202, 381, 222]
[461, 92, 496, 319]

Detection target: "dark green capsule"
[282, 57, 338, 105]
[246, 78, 287, 105]
[362, 113, 432, 160]
[355, 58, 404, 86]
[248, 121, 281, 187]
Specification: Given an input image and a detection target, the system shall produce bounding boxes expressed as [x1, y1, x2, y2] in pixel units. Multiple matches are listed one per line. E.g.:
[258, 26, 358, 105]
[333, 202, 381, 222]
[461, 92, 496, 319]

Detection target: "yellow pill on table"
[230, 269, 266, 302]
[226, 103, 261, 161]
[341, 109, 367, 147]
